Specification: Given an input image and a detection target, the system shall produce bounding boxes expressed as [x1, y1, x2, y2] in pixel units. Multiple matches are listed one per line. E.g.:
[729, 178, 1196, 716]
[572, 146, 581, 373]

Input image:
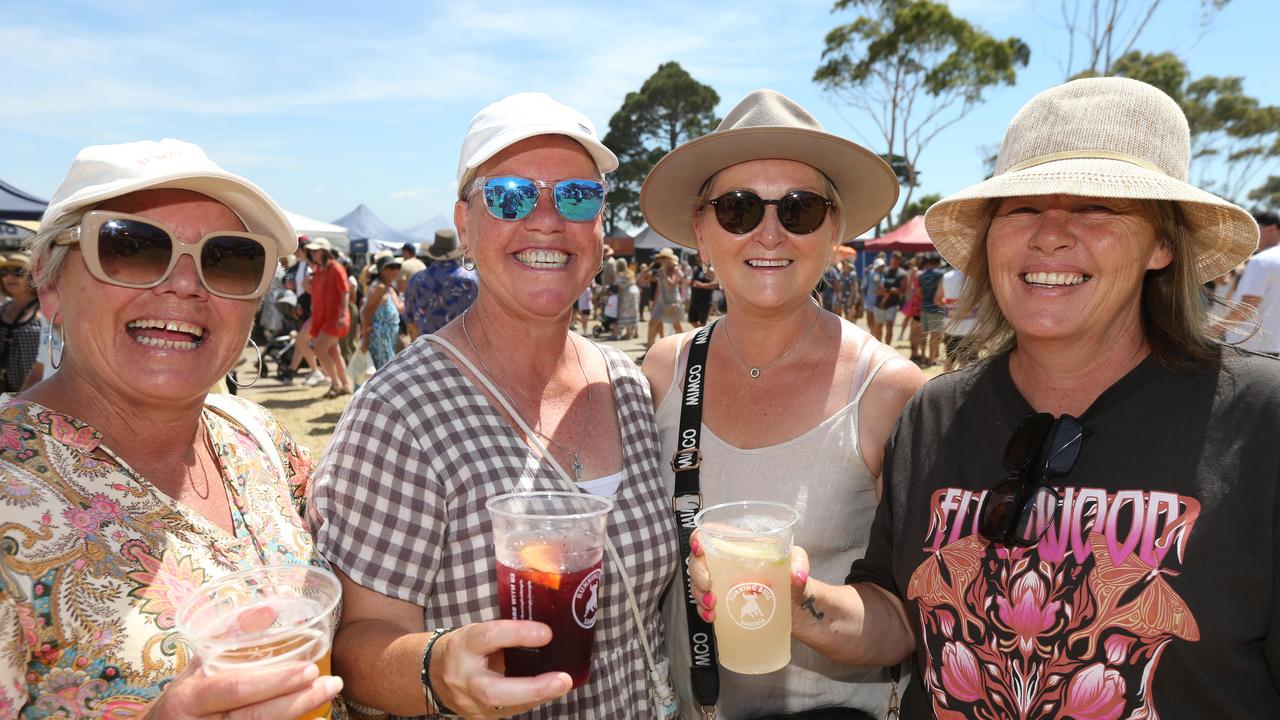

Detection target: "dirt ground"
[238, 315, 941, 458]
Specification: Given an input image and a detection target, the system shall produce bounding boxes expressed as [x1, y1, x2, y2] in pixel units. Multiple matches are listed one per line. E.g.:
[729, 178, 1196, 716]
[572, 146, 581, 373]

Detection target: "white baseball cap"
[42, 139, 297, 256]
[456, 92, 618, 198]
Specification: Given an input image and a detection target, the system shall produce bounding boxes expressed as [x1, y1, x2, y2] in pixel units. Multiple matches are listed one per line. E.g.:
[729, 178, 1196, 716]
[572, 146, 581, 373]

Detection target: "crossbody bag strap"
[670, 321, 719, 718]
[425, 334, 676, 716]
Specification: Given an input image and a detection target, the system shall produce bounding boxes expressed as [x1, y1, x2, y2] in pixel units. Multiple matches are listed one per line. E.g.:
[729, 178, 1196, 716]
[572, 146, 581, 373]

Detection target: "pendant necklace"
[461, 310, 593, 481]
[722, 307, 822, 379]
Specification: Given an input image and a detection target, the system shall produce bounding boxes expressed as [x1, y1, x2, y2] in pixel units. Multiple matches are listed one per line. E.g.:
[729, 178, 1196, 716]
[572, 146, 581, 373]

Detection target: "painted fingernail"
[702, 592, 715, 609]
[700, 608, 712, 622]
[795, 569, 809, 585]
[689, 538, 701, 555]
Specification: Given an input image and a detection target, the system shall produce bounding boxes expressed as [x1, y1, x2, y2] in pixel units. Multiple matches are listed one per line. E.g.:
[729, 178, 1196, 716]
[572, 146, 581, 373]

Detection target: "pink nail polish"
[690, 538, 701, 555]
[796, 569, 809, 585]
[702, 592, 715, 608]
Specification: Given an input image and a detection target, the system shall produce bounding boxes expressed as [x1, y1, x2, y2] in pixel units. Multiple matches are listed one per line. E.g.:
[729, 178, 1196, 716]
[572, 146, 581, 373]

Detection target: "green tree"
[1249, 175, 1280, 213]
[814, 0, 1029, 229]
[1054, 0, 1230, 78]
[602, 62, 719, 233]
[1103, 51, 1280, 203]
[897, 192, 941, 225]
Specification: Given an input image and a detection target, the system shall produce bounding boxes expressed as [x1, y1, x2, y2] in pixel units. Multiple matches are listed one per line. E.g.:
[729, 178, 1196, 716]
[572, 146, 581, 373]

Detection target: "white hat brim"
[925, 157, 1258, 282]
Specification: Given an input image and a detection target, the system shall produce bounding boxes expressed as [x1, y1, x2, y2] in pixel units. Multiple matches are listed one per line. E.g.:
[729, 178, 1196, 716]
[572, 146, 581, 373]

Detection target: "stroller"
[261, 289, 300, 379]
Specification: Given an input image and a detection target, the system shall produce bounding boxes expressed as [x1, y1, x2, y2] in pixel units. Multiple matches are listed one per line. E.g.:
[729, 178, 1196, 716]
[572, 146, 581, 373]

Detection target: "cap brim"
[640, 127, 899, 248]
[459, 125, 619, 197]
[44, 170, 297, 258]
[925, 157, 1258, 282]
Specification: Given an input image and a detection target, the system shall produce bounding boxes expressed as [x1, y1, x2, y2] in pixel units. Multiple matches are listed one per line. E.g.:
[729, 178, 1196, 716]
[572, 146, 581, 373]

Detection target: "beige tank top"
[657, 322, 898, 719]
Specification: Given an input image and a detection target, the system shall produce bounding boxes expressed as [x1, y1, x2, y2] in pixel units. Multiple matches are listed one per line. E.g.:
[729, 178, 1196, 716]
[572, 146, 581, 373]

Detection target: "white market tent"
[285, 210, 350, 251]
[631, 225, 683, 251]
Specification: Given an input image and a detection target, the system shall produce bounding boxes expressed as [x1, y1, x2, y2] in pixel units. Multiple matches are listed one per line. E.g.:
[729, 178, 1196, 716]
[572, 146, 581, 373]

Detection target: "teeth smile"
[514, 249, 569, 268]
[1023, 271, 1087, 286]
[134, 336, 200, 351]
[127, 319, 205, 338]
[747, 259, 791, 268]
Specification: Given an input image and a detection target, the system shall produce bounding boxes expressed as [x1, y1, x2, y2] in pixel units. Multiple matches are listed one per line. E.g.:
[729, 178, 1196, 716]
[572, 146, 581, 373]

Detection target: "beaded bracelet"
[421, 627, 459, 717]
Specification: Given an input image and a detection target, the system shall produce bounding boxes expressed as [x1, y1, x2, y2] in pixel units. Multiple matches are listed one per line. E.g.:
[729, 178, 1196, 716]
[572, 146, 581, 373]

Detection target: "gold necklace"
[721, 307, 822, 379]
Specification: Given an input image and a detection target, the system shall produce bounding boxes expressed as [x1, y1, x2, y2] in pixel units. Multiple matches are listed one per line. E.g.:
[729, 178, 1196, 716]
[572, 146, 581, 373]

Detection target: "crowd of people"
[1, 75, 1277, 720]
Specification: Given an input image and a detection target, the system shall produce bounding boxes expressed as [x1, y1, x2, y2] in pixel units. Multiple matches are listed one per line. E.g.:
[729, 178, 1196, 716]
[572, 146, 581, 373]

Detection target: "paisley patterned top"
[0, 394, 330, 719]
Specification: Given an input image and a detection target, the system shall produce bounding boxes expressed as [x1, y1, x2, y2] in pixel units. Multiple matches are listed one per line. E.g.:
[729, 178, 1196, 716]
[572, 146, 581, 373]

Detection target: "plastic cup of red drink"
[486, 490, 613, 687]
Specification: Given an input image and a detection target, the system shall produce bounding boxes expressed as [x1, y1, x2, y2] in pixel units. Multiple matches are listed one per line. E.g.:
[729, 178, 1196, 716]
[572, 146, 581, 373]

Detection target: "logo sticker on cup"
[725, 582, 776, 630]
[573, 568, 602, 629]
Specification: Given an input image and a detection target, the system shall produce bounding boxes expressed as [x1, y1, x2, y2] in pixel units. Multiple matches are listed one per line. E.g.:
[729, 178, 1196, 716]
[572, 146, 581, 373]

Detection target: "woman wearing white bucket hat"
[758, 77, 1277, 718]
[644, 89, 925, 719]
[0, 140, 342, 718]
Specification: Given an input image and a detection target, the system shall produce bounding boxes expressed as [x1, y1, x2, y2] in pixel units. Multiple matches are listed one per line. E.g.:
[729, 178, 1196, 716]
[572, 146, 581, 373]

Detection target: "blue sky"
[5, 0, 1277, 234]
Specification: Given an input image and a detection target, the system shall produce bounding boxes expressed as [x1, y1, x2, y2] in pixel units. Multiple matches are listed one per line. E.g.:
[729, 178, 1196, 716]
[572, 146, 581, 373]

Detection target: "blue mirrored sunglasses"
[469, 176, 607, 223]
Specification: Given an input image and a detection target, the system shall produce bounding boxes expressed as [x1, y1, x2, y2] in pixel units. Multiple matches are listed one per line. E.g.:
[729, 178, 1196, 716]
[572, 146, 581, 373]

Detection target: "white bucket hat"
[41, 139, 297, 256]
[456, 92, 618, 198]
[925, 77, 1258, 282]
[640, 89, 899, 248]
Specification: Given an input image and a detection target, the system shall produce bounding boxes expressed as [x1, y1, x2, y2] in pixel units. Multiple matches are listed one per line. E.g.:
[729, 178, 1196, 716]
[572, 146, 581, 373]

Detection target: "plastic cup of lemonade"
[176, 564, 341, 720]
[487, 490, 613, 688]
[695, 501, 799, 674]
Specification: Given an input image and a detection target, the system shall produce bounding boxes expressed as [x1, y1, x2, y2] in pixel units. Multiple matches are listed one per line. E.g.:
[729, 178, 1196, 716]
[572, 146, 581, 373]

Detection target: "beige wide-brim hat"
[641, 89, 899, 248]
[925, 77, 1258, 283]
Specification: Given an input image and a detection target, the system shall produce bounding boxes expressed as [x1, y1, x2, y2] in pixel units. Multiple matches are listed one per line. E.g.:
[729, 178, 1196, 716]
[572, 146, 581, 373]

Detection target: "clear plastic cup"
[487, 491, 613, 687]
[695, 501, 800, 674]
[175, 564, 341, 720]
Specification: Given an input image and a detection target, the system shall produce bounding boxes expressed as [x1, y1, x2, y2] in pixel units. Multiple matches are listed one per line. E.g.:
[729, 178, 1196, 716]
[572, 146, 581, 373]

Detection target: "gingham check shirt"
[310, 338, 678, 719]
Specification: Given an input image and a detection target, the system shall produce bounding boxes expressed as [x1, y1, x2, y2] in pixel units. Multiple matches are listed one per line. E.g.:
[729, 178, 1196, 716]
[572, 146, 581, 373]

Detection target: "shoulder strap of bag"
[425, 333, 677, 717]
[671, 321, 719, 718]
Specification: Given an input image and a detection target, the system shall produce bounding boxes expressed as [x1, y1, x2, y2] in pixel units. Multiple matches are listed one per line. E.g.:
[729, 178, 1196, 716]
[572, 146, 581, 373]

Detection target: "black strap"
[671, 321, 719, 715]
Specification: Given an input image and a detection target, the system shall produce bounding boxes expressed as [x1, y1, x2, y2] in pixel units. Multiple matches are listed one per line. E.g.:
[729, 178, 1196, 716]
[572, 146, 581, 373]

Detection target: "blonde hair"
[25, 213, 79, 291]
[953, 199, 1228, 373]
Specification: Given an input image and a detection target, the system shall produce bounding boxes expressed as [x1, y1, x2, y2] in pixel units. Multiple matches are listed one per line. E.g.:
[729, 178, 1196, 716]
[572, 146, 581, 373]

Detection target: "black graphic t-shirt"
[848, 350, 1280, 719]
[880, 267, 907, 308]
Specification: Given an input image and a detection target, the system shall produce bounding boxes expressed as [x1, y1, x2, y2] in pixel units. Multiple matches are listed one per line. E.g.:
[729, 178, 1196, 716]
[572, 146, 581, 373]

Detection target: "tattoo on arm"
[802, 594, 825, 620]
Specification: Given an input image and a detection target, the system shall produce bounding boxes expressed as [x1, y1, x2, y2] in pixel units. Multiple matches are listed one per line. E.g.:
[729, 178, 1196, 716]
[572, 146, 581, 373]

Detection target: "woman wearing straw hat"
[642, 89, 925, 719]
[0, 252, 42, 391]
[647, 247, 686, 348]
[696, 77, 1280, 718]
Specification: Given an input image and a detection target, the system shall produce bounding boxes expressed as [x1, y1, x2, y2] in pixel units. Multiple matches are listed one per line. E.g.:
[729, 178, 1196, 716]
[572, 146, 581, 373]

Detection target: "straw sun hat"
[925, 77, 1258, 283]
[641, 89, 899, 248]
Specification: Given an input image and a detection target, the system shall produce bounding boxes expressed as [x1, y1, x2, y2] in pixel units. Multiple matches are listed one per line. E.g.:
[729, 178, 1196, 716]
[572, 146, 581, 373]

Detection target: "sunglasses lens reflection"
[713, 191, 765, 234]
[483, 177, 539, 221]
[1011, 486, 1059, 545]
[98, 219, 172, 285]
[554, 181, 606, 222]
[778, 193, 830, 234]
[202, 236, 267, 297]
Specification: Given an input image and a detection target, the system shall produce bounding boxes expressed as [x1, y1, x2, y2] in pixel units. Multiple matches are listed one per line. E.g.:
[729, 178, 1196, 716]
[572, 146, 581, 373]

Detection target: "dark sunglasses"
[469, 175, 607, 223]
[979, 413, 1084, 547]
[703, 190, 833, 235]
[55, 210, 278, 299]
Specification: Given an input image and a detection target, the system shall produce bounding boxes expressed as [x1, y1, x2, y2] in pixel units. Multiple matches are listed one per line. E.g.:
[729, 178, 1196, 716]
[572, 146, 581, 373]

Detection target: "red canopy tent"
[862, 216, 936, 253]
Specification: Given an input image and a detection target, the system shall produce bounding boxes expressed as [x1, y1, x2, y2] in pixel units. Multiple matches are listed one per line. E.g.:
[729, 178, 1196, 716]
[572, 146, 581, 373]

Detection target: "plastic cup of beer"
[175, 564, 341, 720]
[487, 490, 613, 688]
[695, 501, 799, 674]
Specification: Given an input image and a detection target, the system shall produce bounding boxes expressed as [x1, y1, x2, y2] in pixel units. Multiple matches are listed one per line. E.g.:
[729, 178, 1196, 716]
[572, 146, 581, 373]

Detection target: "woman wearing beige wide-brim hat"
[837, 77, 1279, 718]
[643, 89, 925, 719]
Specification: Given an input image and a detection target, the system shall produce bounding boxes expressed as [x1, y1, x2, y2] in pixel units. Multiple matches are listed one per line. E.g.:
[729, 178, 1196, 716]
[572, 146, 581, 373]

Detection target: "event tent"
[331, 204, 420, 253]
[631, 225, 683, 251]
[285, 210, 350, 251]
[862, 216, 936, 254]
[402, 214, 451, 243]
[0, 179, 48, 221]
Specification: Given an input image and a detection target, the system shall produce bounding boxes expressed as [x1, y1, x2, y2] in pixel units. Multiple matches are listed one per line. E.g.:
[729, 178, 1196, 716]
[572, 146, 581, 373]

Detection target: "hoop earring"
[48, 320, 63, 370]
[228, 338, 264, 388]
[463, 257, 476, 272]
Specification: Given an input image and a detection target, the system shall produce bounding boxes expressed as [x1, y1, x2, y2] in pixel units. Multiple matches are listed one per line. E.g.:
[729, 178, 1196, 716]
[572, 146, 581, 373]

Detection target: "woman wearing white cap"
[696, 77, 1280, 718]
[642, 89, 925, 719]
[310, 93, 677, 719]
[0, 140, 342, 717]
